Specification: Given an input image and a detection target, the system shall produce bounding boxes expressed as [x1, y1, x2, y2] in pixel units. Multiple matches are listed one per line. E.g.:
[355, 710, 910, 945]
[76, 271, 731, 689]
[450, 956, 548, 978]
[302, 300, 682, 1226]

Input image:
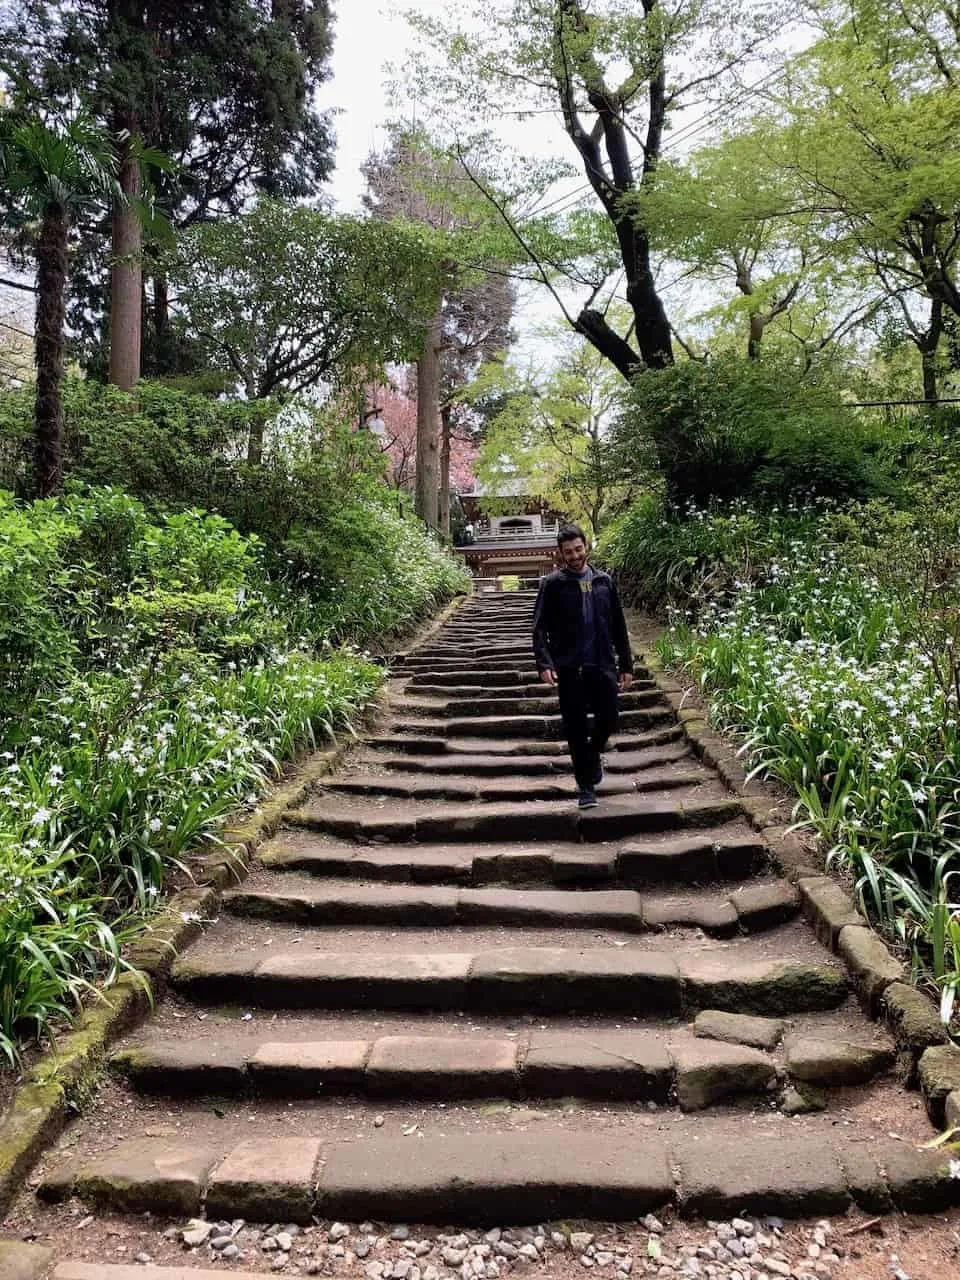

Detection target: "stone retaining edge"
[0, 593, 470, 1220]
[633, 617, 954, 1116]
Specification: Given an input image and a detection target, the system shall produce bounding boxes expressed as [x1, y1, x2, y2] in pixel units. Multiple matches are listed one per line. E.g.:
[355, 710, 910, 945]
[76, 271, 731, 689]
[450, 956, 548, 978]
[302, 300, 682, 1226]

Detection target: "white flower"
[148, 817, 162, 833]
[31, 807, 52, 825]
[950, 1158, 960, 1180]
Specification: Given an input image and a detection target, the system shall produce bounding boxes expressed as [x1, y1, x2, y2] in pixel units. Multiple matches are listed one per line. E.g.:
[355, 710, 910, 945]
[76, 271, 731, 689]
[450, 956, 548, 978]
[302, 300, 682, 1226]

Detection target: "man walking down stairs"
[533, 524, 634, 810]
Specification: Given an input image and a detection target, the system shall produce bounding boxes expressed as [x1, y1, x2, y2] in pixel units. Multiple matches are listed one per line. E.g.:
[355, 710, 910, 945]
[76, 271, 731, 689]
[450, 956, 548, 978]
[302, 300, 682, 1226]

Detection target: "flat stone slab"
[642, 894, 739, 936]
[54, 1268, 281, 1280]
[110, 1040, 247, 1093]
[457, 887, 644, 929]
[206, 1136, 322, 1223]
[316, 1131, 673, 1223]
[0, 1241, 53, 1280]
[799, 876, 864, 949]
[693, 1009, 784, 1050]
[224, 884, 461, 924]
[679, 956, 848, 1015]
[669, 1038, 777, 1110]
[41, 1140, 219, 1215]
[617, 832, 766, 883]
[249, 1040, 370, 1093]
[838, 924, 903, 1013]
[673, 1133, 849, 1218]
[366, 1036, 518, 1097]
[919, 1043, 960, 1126]
[228, 884, 647, 930]
[468, 947, 683, 1012]
[249, 952, 472, 1009]
[787, 1036, 894, 1086]
[523, 1031, 672, 1100]
[728, 879, 800, 929]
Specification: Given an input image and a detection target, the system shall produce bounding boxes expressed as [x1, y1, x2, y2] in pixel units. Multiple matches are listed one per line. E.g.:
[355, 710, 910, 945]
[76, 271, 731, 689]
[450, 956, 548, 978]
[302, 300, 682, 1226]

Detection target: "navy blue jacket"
[533, 567, 633, 675]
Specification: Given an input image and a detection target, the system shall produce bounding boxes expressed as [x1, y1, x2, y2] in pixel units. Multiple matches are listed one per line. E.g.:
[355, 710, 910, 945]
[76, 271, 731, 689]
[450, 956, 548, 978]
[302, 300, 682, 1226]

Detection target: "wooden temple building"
[454, 484, 563, 587]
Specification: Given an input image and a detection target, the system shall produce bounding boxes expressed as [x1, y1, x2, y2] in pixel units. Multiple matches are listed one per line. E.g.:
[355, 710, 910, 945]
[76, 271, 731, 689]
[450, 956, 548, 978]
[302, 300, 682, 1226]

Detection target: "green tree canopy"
[170, 199, 450, 402]
[0, 1, 337, 372]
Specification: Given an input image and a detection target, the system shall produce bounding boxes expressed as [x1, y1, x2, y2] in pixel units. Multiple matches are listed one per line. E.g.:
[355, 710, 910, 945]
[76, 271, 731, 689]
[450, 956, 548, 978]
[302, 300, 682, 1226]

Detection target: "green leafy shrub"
[614, 355, 898, 507]
[648, 499, 960, 1020]
[0, 477, 466, 1065]
[598, 492, 819, 613]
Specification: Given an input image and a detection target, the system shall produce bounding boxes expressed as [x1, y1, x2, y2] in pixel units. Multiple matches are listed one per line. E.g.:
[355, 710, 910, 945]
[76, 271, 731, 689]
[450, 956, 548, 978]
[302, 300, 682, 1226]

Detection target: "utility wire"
[517, 64, 787, 226]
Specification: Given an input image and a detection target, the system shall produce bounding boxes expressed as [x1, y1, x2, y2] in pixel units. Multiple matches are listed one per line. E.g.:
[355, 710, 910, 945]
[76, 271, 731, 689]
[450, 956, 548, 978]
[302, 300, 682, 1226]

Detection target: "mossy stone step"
[258, 827, 768, 886]
[39, 1130, 960, 1224]
[286, 787, 744, 844]
[170, 946, 847, 1015]
[113, 1029, 788, 1110]
[366, 725, 683, 756]
[222, 878, 798, 936]
[389, 707, 675, 739]
[321, 763, 708, 803]
[362, 739, 692, 777]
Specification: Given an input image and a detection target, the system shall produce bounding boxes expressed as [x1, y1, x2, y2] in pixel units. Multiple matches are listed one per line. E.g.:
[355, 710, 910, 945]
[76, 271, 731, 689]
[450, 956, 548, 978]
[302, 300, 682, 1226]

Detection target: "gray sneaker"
[578, 788, 599, 809]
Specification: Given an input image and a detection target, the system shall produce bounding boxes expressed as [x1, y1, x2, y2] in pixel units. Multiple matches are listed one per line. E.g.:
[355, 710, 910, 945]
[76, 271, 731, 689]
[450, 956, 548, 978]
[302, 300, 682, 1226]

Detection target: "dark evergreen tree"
[0, 1, 336, 375]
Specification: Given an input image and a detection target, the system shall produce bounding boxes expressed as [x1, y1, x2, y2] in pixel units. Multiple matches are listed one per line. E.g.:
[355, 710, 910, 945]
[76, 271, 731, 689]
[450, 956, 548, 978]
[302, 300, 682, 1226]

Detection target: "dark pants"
[556, 665, 619, 790]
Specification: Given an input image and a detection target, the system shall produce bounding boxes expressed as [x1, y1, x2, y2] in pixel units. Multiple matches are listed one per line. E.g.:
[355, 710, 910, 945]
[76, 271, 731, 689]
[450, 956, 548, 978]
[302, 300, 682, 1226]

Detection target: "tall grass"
[603, 498, 960, 1021]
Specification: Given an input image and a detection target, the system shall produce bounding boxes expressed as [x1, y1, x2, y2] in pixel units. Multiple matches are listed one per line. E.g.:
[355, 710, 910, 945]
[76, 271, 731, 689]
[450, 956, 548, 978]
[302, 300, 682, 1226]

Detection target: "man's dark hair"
[557, 522, 587, 547]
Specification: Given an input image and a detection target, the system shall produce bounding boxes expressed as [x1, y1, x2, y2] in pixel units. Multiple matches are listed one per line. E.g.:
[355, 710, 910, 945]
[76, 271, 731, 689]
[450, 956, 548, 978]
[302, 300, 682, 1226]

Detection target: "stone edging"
[0, 594, 470, 1219]
[634, 621, 957, 1125]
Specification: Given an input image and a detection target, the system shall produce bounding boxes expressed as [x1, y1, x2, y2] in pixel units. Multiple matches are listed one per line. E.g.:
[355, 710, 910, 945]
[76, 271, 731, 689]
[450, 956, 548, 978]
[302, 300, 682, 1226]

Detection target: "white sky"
[317, 2, 812, 358]
[316, 0, 574, 353]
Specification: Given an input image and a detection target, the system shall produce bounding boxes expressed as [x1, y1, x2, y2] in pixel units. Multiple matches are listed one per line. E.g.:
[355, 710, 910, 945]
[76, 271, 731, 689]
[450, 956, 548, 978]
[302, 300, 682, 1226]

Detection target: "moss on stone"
[0, 1080, 66, 1215]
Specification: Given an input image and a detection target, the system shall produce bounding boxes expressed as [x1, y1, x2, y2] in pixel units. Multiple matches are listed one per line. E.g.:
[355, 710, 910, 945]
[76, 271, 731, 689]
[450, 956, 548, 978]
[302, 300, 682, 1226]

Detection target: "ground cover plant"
[601, 487, 960, 1025]
[0, 480, 468, 1067]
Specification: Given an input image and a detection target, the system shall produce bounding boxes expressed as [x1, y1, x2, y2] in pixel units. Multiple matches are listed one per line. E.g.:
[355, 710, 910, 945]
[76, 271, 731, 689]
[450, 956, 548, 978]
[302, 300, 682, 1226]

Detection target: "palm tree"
[0, 113, 120, 496]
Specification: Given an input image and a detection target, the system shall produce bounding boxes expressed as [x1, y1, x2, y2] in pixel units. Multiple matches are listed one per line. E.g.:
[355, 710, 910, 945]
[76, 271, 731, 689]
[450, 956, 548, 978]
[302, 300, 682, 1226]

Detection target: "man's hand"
[618, 671, 633, 692]
[541, 668, 557, 686]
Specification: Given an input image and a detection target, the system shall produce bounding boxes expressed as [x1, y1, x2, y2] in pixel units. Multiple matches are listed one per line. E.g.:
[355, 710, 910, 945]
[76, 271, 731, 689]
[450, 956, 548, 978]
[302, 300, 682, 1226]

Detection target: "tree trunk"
[921, 345, 939, 404]
[415, 307, 442, 530]
[34, 202, 68, 498]
[109, 124, 142, 391]
[748, 313, 765, 360]
[153, 273, 169, 343]
[439, 404, 452, 538]
[246, 402, 271, 466]
[919, 296, 943, 404]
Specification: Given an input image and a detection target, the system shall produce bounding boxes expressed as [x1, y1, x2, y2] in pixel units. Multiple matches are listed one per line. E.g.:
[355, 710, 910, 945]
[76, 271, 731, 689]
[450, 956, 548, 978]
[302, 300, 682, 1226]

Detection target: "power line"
[518, 63, 787, 227]
[850, 396, 960, 407]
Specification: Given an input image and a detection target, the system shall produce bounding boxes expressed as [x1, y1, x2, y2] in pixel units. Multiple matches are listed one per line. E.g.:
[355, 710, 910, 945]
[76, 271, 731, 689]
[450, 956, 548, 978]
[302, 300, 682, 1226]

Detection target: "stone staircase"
[27, 592, 959, 1269]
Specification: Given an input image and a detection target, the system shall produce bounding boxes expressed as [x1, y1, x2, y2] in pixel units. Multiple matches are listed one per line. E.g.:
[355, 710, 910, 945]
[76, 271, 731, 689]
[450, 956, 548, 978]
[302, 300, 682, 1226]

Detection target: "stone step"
[359, 740, 693, 777]
[259, 826, 768, 885]
[320, 762, 710, 803]
[170, 944, 848, 1015]
[394, 665, 547, 675]
[406, 668, 537, 687]
[40, 1128, 957, 1224]
[366, 725, 685, 756]
[113, 1027, 796, 1108]
[401, 690, 664, 719]
[413, 644, 535, 660]
[221, 877, 799, 935]
[51, 1268, 281, 1280]
[286, 785, 745, 843]
[389, 707, 676, 739]
[408, 680, 658, 698]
